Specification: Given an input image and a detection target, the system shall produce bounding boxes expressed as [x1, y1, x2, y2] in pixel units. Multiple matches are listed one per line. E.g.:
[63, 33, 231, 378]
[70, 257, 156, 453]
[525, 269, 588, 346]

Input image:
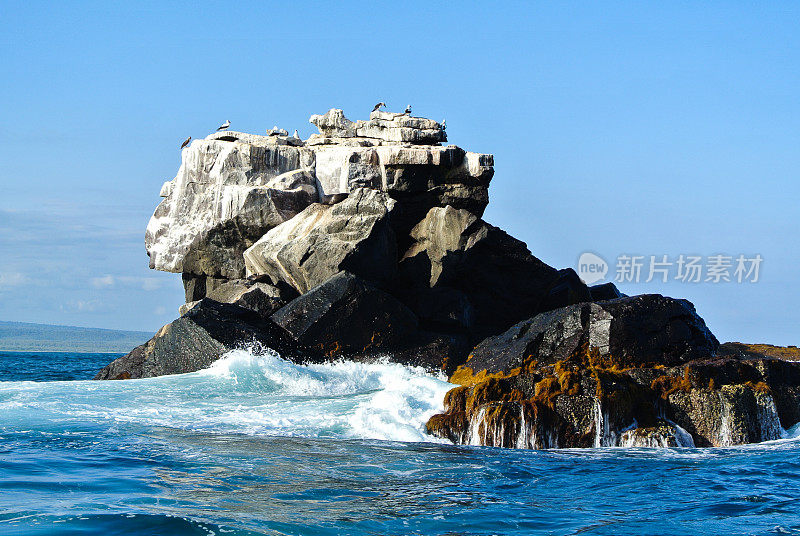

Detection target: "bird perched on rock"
[217, 120, 231, 131]
[180, 136, 191, 149]
[372, 102, 386, 112]
[441, 119, 446, 130]
[404, 105, 412, 114]
[293, 129, 300, 139]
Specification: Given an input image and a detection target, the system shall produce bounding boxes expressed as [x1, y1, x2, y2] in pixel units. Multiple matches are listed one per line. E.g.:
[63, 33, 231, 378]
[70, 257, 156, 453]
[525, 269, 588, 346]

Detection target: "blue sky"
[0, 2, 798, 345]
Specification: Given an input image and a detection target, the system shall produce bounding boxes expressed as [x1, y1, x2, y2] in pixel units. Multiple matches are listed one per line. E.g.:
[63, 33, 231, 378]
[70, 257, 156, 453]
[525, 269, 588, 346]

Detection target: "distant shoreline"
[0, 349, 126, 355]
[0, 320, 150, 354]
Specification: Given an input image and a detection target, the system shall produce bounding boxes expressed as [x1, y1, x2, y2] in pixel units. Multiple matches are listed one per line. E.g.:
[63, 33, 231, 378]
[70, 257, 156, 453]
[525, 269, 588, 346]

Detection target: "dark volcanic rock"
[400, 286, 475, 332]
[272, 271, 417, 354]
[588, 282, 624, 301]
[205, 278, 299, 318]
[427, 295, 800, 449]
[538, 269, 592, 313]
[94, 299, 305, 380]
[271, 271, 462, 370]
[398, 206, 589, 335]
[466, 294, 719, 375]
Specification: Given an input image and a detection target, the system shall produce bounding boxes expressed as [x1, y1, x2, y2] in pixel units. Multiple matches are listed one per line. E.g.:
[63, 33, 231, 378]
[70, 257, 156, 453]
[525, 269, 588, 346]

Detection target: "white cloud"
[139, 278, 162, 291]
[60, 299, 102, 313]
[89, 275, 163, 291]
[91, 274, 116, 288]
[0, 272, 28, 288]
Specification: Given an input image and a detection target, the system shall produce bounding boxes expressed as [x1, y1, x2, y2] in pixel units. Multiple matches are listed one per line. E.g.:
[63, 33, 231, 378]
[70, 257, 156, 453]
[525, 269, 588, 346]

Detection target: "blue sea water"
[2, 350, 800, 535]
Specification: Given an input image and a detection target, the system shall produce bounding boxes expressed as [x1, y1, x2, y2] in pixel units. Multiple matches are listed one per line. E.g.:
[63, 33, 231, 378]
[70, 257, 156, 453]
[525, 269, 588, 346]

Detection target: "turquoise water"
[2, 350, 800, 535]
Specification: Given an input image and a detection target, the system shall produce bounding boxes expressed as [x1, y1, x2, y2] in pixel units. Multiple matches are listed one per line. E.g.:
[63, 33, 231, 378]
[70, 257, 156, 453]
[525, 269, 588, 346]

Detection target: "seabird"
[180, 136, 191, 149]
[404, 105, 412, 114]
[441, 119, 446, 130]
[293, 129, 300, 139]
[372, 102, 387, 112]
[217, 119, 231, 131]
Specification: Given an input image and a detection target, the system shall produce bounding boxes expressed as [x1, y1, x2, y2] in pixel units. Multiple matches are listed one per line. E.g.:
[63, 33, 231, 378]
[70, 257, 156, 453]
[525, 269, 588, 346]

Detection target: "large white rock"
[145, 138, 318, 278]
[310, 108, 446, 146]
[309, 142, 493, 220]
[243, 188, 398, 294]
[145, 109, 494, 282]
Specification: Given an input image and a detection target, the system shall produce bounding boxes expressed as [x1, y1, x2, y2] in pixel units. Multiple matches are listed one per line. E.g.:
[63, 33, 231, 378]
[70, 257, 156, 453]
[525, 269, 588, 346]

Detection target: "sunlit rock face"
[145, 134, 317, 279]
[145, 109, 492, 289]
[243, 188, 399, 295]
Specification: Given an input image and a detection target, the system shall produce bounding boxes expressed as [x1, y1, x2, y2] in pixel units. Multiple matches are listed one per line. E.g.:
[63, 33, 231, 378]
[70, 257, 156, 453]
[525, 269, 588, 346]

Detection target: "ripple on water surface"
[2, 350, 800, 535]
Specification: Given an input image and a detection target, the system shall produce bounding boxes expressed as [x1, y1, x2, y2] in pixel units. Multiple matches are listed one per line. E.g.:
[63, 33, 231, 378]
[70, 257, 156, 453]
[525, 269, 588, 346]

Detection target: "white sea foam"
[0, 349, 455, 444]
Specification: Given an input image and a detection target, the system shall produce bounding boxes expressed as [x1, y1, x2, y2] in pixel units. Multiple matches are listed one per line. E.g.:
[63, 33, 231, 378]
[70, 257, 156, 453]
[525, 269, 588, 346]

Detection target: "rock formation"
[97, 105, 800, 449]
[95, 299, 306, 380]
[243, 188, 399, 294]
[424, 296, 800, 448]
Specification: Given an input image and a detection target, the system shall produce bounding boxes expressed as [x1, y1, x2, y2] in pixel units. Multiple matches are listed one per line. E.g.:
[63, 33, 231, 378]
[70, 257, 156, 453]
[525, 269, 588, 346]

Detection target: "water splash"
[467, 407, 487, 446]
[0, 348, 454, 443]
[755, 391, 785, 441]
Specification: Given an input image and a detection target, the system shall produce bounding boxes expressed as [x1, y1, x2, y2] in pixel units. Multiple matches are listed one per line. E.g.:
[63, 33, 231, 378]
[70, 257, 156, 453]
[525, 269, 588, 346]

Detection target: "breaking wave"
[0, 349, 454, 443]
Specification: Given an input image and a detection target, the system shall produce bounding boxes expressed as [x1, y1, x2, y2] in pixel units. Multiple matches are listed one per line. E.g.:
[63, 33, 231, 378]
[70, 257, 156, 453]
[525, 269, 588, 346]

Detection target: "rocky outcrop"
[94, 299, 306, 380]
[146, 138, 318, 279]
[465, 294, 719, 374]
[426, 295, 799, 449]
[146, 108, 491, 291]
[398, 206, 590, 335]
[98, 104, 800, 450]
[243, 188, 398, 294]
[308, 108, 446, 145]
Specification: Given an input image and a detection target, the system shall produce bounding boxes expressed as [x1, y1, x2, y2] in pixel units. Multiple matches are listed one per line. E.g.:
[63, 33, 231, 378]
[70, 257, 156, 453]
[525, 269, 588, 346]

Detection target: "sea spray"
[0, 348, 455, 443]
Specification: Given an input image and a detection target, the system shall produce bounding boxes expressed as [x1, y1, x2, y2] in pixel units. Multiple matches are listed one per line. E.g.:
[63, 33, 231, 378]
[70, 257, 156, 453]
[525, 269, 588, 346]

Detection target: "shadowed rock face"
[269, 271, 470, 371]
[94, 299, 306, 380]
[271, 271, 418, 357]
[398, 206, 590, 336]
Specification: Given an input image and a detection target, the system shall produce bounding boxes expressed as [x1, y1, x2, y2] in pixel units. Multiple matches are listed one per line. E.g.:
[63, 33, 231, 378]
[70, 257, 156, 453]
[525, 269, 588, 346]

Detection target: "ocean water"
[2, 350, 800, 535]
